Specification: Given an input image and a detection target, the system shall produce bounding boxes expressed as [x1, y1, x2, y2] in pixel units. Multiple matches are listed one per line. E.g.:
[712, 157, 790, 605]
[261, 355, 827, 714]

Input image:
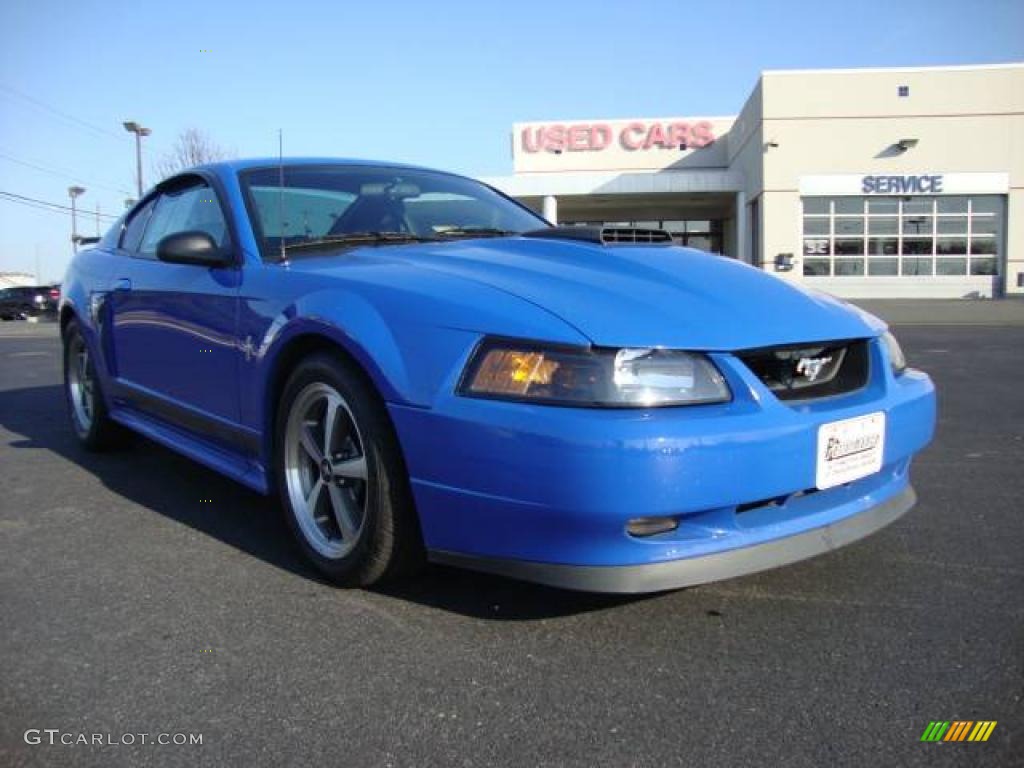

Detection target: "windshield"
[240, 165, 546, 259]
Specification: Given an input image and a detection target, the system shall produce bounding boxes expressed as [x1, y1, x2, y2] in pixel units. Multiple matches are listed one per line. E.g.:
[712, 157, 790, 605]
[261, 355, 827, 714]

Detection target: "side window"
[139, 182, 229, 258]
[119, 199, 156, 253]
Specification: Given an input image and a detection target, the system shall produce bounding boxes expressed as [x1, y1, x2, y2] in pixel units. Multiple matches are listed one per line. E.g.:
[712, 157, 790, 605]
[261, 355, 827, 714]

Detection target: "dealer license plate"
[815, 412, 886, 490]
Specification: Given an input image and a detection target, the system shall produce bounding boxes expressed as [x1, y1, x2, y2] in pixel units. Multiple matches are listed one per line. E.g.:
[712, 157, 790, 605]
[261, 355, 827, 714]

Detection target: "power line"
[0, 194, 83, 220]
[0, 83, 131, 144]
[0, 151, 134, 196]
[0, 190, 121, 220]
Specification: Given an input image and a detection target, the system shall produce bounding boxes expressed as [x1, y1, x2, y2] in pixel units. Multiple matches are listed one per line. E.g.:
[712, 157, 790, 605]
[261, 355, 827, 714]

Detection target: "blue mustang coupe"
[60, 159, 935, 592]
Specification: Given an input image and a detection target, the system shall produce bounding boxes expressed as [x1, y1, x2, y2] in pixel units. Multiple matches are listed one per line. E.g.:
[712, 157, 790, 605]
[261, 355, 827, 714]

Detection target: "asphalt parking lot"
[1, 307, 1022, 767]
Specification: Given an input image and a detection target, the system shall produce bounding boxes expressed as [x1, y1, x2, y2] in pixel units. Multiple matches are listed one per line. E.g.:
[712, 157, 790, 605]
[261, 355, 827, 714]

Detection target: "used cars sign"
[512, 116, 735, 173]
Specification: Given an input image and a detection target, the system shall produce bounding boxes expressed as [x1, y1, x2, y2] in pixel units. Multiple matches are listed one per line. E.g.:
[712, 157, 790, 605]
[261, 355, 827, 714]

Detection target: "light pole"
[123, 120, 151, 198]
[68, 185, 85, 253]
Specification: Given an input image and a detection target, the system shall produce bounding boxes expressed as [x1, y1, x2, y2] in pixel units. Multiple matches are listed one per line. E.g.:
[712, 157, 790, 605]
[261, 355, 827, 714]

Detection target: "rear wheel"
[63, 319, 121, 450]
[275, 353, 423, 586]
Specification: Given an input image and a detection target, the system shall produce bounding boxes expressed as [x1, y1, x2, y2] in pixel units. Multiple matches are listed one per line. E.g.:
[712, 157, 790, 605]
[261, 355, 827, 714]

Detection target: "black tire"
[274, 352, 423, 586]
[62, 319, 122, 450]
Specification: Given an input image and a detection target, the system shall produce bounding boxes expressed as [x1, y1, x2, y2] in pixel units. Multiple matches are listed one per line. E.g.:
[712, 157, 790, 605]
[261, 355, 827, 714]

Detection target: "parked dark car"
[0, 284, 59, 320]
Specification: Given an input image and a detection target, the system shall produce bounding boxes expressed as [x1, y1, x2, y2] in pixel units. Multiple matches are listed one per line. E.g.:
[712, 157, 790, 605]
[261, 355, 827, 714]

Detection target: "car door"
[107, 176, 243, 440]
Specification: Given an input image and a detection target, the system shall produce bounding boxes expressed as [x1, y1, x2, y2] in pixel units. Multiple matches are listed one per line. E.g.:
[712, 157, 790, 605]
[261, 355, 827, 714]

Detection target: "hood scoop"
[522, 226, 673, 245]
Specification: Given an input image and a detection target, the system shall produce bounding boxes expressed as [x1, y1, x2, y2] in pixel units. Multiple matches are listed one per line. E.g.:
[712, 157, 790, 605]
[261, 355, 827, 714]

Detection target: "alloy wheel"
[283, 382, 369, 559]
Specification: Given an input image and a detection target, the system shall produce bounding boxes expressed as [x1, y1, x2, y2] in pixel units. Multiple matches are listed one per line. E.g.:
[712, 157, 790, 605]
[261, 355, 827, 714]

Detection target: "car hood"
[298, 238, 883, 350]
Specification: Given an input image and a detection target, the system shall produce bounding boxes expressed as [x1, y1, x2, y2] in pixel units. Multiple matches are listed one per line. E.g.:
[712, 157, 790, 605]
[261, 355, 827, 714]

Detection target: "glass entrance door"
[662, 220, 723, 254]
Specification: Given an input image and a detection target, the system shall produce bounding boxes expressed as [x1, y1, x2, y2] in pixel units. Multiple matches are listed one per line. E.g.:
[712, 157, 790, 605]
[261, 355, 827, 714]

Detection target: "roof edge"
[761, 61, 1024, 77]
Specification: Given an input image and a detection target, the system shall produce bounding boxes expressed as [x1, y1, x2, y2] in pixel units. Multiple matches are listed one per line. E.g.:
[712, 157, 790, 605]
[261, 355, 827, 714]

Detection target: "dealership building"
[484, 62, 1023, 298]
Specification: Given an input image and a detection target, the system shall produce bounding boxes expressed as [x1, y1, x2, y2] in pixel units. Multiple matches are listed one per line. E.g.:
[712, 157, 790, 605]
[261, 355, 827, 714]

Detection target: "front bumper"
[430, 485, 916, 593]
[388, 340, 935, 592]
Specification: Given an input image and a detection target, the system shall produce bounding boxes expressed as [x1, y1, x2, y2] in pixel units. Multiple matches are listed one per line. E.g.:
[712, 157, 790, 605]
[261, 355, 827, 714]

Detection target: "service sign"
[512, 117, 734, 173]
[799, 172, 1009, 197]
[861, 175, 944, 194]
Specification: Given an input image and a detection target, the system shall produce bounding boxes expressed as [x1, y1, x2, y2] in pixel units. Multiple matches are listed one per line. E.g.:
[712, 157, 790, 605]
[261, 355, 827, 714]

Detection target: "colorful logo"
[920, 721, 997, 742]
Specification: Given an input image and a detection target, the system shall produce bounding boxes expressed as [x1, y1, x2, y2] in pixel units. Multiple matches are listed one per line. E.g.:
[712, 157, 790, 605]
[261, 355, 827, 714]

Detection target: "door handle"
[113, 278, 132, 291]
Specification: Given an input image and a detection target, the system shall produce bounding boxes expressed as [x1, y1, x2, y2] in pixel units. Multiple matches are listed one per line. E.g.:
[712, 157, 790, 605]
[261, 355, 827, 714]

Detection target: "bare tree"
[153, 128, 233, 180]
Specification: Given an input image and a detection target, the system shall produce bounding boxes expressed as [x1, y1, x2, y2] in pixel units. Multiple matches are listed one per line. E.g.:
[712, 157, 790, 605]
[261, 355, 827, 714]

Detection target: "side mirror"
[156, 231, 232, 267]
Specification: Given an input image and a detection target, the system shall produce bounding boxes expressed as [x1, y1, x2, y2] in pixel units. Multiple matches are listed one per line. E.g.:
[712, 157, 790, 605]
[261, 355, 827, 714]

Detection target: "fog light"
[626, 516, 678, 537]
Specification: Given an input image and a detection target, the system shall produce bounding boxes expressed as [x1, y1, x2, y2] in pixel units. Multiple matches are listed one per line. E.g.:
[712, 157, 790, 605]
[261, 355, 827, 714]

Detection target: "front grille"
[736, 488, 819, 514]
[736, 339, 869, 401]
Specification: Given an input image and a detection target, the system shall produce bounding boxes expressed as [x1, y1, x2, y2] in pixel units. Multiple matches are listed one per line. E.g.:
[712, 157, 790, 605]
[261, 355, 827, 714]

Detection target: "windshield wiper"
[434, 227, 516, 239]
[283, 232, 434, 253]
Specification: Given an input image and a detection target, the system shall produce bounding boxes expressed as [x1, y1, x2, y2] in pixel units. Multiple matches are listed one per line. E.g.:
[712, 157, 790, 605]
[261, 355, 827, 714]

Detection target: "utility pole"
[95, 203, 101, 236]
[68, 185, 85, 253]
[123, 120, 152, 198]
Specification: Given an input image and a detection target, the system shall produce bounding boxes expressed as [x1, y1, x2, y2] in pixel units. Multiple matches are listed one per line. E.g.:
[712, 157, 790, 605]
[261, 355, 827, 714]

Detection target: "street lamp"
[68, 185, 86, 252]
[123, 120, 152, 198]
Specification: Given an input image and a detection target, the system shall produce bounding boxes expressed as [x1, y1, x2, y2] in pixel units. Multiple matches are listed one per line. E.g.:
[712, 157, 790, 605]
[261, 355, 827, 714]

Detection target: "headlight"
[881, 331, 907, 375]
[458, 339, 730, 407]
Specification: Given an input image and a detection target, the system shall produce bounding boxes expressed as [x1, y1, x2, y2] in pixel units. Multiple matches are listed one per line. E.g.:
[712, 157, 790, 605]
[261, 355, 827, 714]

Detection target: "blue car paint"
[61, 158, 936, 588]
[107, 259, 243, 422]
[390, 355, 933, 565]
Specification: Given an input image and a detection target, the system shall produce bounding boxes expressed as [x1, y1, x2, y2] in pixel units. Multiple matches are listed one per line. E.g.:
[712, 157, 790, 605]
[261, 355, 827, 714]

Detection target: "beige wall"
[753, 64, 1024, 295]
[759, 190, 801, 282]
[727, 79, 764, 198]
[763, 65, 1024, 119]
[726, 80, 766, 267]
[1008, 187, 1024, 293]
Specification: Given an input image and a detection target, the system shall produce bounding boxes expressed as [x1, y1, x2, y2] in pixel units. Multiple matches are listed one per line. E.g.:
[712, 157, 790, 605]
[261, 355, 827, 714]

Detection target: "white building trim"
[484, 170, 744, 198]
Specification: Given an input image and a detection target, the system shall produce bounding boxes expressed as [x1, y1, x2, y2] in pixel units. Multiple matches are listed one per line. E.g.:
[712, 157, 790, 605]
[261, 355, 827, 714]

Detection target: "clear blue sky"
[1, 0, 1022, 282]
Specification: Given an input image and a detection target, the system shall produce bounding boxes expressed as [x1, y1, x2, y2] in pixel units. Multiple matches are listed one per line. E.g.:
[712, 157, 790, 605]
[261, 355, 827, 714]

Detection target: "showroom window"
[802, 196, 1002, 277]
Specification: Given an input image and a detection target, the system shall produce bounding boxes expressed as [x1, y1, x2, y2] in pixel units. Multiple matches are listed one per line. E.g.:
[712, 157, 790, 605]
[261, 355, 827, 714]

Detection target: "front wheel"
[275, 353, 423, 586]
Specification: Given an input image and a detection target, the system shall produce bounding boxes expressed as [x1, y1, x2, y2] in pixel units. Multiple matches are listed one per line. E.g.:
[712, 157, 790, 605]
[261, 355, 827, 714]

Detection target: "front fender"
[241, 288, 483, 434]
[257, 290, 408, 400]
